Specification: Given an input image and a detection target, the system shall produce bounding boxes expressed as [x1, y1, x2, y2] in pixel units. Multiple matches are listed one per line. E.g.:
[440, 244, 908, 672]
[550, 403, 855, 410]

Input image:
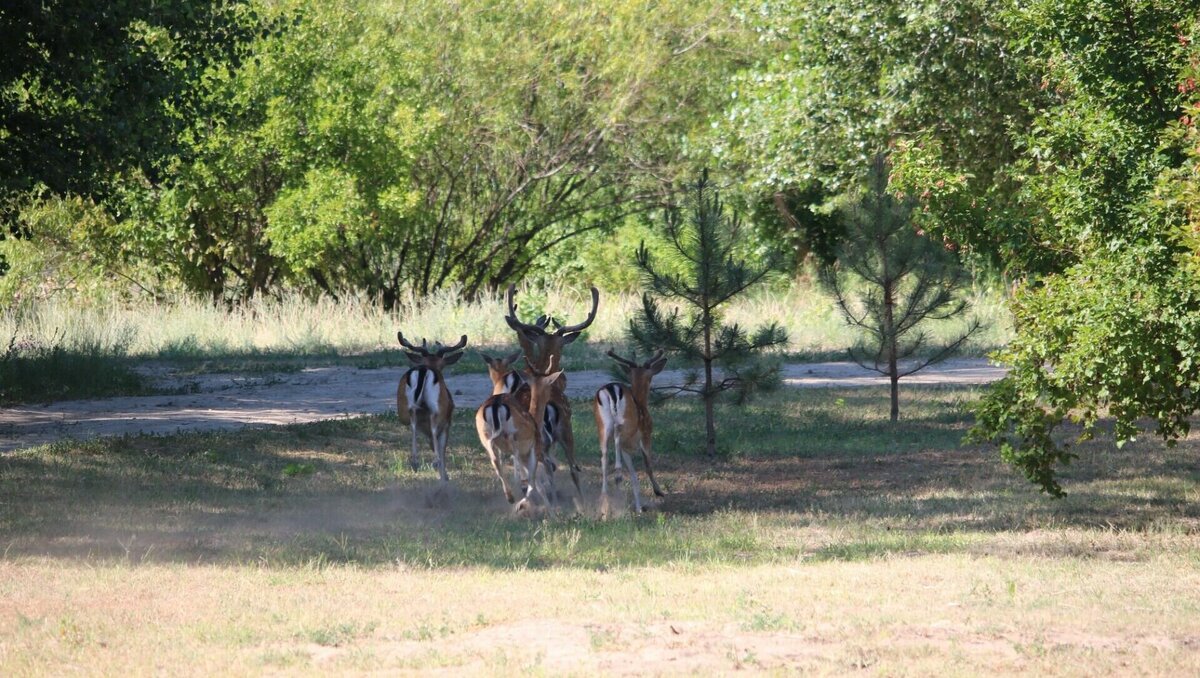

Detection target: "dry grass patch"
[1, 557, 1198, 675]
[2, 386, 1199, 673]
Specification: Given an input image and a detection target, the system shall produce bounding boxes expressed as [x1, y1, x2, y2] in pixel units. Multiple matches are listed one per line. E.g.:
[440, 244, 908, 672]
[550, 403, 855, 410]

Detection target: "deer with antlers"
[475, 366, 564, 511]
[396, 333, 468, 489]
[594, 349, 668, 517]
[502, 285, 600, 504]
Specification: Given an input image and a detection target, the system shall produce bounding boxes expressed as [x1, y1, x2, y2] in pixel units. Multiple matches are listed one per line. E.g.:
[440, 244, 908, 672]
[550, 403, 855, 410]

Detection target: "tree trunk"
[889, 371, 899, 422]
[884, 280, 899, 422]
[702, 301, 717, 459]
[703, 355, 717, 460]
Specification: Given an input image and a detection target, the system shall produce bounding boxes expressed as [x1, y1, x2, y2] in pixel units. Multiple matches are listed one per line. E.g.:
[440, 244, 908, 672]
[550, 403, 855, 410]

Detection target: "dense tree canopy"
[0, 0, 259, 205]
[966, 2, 1200, 495]
[720, 0, 1035, 271]
[101, 0, 743, 305]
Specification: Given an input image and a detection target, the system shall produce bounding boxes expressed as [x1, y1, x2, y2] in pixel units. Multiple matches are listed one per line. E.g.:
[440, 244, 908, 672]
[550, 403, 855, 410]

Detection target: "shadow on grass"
[0, 346, 151, 405]
[1, 387, 1197, 568]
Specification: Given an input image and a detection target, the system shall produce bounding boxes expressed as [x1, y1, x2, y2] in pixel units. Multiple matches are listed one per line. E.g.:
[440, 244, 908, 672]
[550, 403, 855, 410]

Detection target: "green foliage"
[0, 195, 135, 302]
[282, 463, 316, 478]
[630, 170, 787, 458]
[101, 0, 740, 305]
[746, 184, 842, 273]
[820, 155, 981, 421]
[0, 1, 262, 209]
[966, 2, 1200, 494]
[721, 0, 1032, 261]
[969, 256, 1200, 497]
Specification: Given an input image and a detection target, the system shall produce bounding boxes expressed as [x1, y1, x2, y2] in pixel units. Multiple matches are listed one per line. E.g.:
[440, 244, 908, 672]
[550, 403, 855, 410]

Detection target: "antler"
[434, 334, 468, 356]
[397, 332, 428, 355]
[399, 332, 466, 357]
[504, 284, 543, 334]
[606, 348, 639, 368]
[552, 287, 600, 336]
[507, 285, 598, 336]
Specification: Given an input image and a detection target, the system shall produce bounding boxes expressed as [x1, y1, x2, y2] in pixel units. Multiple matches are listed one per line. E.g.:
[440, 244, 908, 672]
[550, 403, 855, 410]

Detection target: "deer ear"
[477, 351, 494, 366]
[442, 351, 464, 367]
[649, 357, 668, 375]
[560, 331, 582, 346]
[505, 350, 523, 365]
[547, 370, 564, 385]
[404, 352, 425, 366]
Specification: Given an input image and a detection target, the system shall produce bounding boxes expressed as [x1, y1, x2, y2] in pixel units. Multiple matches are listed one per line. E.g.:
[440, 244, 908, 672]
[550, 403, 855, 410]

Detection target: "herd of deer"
[395, 285, 667, 517]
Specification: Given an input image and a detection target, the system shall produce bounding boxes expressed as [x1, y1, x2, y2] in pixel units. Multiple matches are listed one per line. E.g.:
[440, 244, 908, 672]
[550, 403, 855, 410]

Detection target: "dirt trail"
[0, 358, 1004, 452]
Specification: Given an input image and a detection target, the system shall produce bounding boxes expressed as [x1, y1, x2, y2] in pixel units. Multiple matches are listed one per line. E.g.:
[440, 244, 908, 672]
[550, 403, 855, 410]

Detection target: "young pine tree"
[630, 170, 787, 459]
[820, 154, 982, 421]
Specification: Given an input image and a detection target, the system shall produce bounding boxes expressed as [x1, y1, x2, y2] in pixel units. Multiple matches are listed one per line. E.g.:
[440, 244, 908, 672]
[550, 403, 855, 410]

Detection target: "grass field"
[2, 386, 1198, 674]
[0, 283, 1012, 403]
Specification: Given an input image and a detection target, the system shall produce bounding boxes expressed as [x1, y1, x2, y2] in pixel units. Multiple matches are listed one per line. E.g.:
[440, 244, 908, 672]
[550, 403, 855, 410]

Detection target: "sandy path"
[0, 358, 1004, 452]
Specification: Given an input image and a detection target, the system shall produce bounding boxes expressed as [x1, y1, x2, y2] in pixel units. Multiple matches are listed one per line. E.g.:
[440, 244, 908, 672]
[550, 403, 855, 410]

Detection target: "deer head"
[397, 333, 468, 371]
[606, 348, 667, 396]
[504, 285, 599, 373]
[478, 350, 524, 392]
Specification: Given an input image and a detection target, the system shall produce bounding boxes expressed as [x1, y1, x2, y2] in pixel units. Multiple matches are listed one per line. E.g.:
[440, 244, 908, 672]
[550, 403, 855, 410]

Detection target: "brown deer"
[593, 349, 668, 517]
[481, 350, 583, 508]
[475, 367, 564, 512]
[479, 350, 527, 397]
[503, 285, 599, 498]
[396, 333, 467, 488]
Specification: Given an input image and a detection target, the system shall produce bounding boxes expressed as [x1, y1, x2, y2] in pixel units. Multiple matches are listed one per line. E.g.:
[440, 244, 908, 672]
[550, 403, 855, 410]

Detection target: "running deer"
[481, 350, 582, 506]
[502, 285, 598, 498]
[396, 333, 467, 488]
[475, 367, 564, 512]
[593, 349, 668, 517]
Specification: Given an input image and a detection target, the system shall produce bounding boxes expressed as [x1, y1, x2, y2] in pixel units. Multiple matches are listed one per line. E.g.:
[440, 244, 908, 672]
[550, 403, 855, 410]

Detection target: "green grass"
[0, 335, 151, 405]
[2, 386, 1196, 568]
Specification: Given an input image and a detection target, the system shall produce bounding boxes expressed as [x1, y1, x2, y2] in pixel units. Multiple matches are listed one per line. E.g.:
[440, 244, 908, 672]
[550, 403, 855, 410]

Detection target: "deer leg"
[598, 423, 611, 520]
[516, 440, 542, 513]
[434, 422, 450, 484]
[408, 410, 421, 472]
[612, 427, 624, 486]
[541, 446, 558, 507]
[489, 439, 515, 503]
[640, 437, 665, 497]
[559, 415, 583, 498]
[623, 447, 644, 514]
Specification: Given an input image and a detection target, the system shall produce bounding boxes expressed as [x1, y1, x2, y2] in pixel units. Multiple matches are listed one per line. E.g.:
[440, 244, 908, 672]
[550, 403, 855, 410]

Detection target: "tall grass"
[0, 331, 149, 404]
[0, 281, 1012, 362]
